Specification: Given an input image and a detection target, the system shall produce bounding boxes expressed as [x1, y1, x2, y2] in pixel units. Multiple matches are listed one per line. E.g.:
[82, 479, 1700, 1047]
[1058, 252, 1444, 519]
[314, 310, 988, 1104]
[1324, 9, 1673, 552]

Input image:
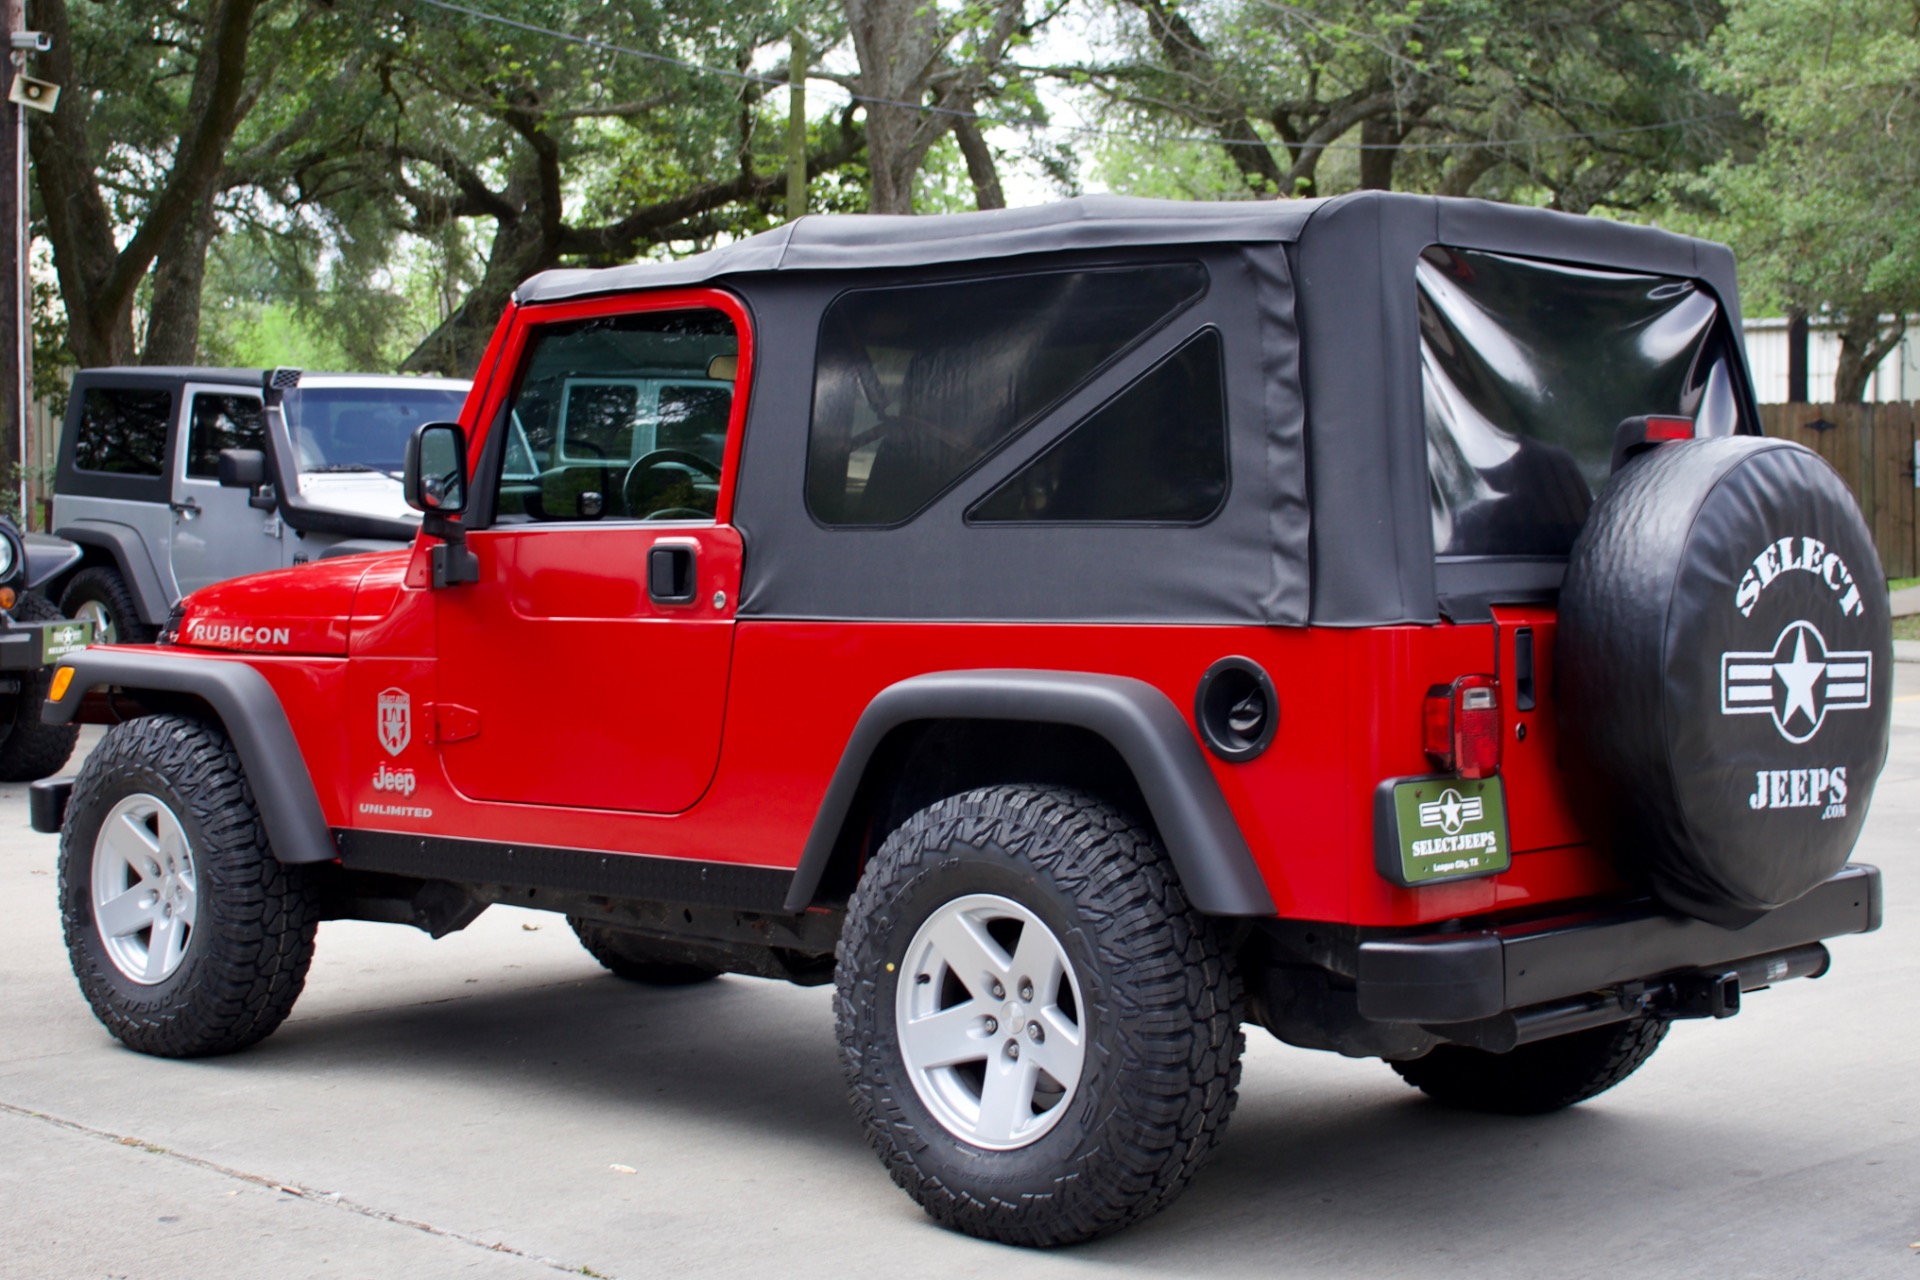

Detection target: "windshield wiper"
[306, 463, 387, 473]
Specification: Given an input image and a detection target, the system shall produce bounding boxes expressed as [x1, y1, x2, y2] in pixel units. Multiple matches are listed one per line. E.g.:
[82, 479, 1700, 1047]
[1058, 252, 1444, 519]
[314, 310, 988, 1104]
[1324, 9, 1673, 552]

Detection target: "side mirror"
[217, 448, 267, 489]
[404, 422, 468, 516]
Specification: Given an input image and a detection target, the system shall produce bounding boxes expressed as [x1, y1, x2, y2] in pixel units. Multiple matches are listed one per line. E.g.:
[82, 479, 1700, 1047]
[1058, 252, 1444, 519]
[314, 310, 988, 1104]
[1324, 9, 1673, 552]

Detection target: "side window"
[970, 330, 1228, 524]
[185, 394, 265, 479]
[494, 308, 738, 523]
[806, 264, 1208, 526]
[74, 387, 172, 476]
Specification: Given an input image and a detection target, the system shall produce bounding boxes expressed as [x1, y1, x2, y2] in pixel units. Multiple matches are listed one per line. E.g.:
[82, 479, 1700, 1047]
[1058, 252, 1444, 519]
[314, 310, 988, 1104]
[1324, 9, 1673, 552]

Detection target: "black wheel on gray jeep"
[1389, 1015, 1669, 1116]
[1559, 437, 1893, 927]
[835, 786, 1243, 1247]
[58, 714, 319, 1057]
[60, 565, 156, 646]
[567, 917, 723, 985]
[0, 591, 81, 780]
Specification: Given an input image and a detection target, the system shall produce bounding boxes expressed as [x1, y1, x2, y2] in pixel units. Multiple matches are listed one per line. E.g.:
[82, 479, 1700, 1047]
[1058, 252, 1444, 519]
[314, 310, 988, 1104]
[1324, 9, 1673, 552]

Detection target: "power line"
[410, 0, 1735, 154]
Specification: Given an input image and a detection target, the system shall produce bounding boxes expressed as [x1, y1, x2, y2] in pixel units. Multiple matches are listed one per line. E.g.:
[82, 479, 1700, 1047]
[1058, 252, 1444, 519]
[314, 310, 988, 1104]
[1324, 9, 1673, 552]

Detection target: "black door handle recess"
[648, 543, 697, 604]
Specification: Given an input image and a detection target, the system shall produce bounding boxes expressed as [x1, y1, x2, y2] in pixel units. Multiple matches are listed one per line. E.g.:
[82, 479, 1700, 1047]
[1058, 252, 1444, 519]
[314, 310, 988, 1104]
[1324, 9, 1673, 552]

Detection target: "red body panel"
[159, 287, 1621, 930]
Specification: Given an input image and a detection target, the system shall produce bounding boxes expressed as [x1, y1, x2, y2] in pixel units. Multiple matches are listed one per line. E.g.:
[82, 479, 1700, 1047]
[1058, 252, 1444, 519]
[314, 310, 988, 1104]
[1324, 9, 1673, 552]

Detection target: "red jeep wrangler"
[39, 192, 1887, 1247]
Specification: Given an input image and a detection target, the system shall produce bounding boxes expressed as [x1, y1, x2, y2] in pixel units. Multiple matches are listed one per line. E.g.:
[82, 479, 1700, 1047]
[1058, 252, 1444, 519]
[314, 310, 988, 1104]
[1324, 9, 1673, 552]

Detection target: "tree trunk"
[28, 0, 262, 367]
[141, 192, 221, 366]
[1358, 116, 1400, 191]
[952, 112, 1005, 210]
[401, 210, 554, 377]
[843, 0, 942, 214]
[1833, 312, 1906, 404]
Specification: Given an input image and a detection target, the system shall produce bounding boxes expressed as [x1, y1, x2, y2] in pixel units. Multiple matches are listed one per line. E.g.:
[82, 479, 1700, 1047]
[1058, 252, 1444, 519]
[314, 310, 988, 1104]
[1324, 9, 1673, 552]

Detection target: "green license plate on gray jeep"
[40, 620, 94, 663]
[1376, 776, 1511, 887]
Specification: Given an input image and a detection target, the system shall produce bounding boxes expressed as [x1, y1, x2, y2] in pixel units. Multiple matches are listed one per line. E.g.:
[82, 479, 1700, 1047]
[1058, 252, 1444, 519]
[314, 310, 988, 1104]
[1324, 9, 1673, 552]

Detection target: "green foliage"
[1684, 0, 1920, 322]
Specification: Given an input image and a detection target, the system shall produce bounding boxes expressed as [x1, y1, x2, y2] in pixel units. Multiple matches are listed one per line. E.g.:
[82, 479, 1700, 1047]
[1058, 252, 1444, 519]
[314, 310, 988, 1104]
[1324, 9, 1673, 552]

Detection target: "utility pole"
[0, 0, 22, 526]
[786, 26, 807, 221]
[2, 4, 50, 529]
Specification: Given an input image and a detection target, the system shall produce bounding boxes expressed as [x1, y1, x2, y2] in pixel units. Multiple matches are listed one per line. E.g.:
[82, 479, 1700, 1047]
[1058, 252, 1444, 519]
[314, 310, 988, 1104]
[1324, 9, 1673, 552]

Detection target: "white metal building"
[1741, 316, 1920, 404]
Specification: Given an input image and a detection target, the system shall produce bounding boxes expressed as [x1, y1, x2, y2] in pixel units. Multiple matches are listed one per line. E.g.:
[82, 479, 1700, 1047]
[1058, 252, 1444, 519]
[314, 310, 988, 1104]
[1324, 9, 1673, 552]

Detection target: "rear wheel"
[567, 917, 723, 985]
[60, 566, 156, 646]
[0, 591, 82, 780]
[58, 714, 318, 1057]
[1390, 1016, 1669, 1115]
[836, 786, 1243, 1247]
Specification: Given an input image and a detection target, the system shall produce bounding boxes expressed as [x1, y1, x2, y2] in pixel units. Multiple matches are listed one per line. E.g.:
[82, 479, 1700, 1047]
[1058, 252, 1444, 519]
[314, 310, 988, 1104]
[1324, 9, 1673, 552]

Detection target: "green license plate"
[1374, 775, 1512, 887]
[40, 619, 94, 664]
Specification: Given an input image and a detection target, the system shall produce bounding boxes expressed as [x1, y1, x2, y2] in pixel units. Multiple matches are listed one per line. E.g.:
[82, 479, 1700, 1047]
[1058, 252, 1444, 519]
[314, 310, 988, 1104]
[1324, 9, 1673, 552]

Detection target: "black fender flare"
[53, 521, 173, 624]
[43, 648, 336, 866]
[784, 670, 1277, 917]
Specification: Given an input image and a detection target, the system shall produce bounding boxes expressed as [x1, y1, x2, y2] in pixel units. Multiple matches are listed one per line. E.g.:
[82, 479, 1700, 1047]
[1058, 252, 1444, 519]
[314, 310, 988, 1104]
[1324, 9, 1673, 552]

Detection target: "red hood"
[174, 551, 410, 656]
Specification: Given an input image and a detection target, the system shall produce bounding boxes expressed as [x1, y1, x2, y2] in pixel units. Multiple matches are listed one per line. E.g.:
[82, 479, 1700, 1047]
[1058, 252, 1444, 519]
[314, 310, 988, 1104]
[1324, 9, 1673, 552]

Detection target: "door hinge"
[429, 702, 480, 743]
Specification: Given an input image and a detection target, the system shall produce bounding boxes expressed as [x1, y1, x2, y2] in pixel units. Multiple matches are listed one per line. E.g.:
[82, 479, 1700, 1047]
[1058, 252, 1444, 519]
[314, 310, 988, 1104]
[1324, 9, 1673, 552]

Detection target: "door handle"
[169, 498, 201, 518]
[648, 543, 697, 604]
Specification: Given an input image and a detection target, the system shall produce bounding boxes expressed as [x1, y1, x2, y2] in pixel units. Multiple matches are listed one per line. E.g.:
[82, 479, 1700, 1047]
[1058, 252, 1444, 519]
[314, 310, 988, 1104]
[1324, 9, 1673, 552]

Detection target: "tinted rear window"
[74, 387, 171, 476]
[1421, 246, 1746, 557]
[969, 329, 1228, 524]
[806, 264, 1207, 526]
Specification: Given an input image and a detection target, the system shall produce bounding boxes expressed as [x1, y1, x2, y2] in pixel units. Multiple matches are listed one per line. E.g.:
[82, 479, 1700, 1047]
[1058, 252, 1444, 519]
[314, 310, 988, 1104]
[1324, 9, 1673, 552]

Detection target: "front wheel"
[1389, 1015, 1669, 1115]
[835, 786, 1243, 1247]
[60, 566, 156, 646]
[58, 714, 319, 1057]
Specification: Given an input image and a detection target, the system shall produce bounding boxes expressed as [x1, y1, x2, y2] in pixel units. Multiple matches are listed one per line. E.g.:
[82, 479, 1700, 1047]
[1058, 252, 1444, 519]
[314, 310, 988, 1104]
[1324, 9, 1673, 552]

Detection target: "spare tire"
[1559, 436, 1890, 927]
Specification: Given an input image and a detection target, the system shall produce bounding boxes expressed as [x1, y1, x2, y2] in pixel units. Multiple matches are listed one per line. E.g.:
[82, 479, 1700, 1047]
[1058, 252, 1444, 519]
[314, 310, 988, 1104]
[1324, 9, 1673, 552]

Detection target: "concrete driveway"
[5, 679, 1916, 1280]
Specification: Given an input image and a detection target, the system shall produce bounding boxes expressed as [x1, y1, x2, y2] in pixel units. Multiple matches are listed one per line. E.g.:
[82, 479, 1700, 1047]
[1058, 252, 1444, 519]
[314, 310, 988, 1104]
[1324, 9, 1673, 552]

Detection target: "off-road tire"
[567, 917, 723, 985]
[0, 591, 81, 780]
[1390, 1015, 1669, 1115]
[836, 786, 1243, 1247]
[60, 565, 157, 646]
[58, 714, 319, 1057]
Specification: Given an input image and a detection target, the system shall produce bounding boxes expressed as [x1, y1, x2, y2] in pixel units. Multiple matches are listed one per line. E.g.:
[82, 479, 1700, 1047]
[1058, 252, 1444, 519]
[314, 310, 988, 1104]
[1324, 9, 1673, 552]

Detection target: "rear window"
[806, 264, 1207, 526]
[1420, 246, 1747, 558]
[74, 387, 172, 476]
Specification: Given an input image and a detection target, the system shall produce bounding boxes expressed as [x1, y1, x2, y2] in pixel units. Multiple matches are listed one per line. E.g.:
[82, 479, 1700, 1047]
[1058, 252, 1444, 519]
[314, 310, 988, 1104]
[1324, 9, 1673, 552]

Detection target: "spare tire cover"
[1559, 436, 1891, 927]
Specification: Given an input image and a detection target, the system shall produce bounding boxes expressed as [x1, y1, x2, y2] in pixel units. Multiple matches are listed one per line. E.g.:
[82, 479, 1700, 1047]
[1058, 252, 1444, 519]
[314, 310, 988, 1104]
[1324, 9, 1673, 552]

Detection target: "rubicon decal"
[1720, 620, 1871, 744]
[1734, 536, 1864, 618]
[184, 620, 293, 647]
[377, 688, 411, 756]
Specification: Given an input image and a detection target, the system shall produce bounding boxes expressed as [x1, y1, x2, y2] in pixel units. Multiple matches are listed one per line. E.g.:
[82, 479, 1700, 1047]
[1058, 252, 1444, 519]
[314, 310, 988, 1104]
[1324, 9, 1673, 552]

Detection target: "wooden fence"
[1759, 403, 1919, 579]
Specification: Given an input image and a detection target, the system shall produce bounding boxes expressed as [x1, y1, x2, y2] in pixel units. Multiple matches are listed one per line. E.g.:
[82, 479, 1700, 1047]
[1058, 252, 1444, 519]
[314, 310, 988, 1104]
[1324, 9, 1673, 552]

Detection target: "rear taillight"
[1423, 675, 1502, 778]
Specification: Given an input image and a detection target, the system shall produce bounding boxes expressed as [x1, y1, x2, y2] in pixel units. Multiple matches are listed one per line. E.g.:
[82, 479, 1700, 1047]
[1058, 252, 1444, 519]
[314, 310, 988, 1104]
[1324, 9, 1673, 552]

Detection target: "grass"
[1890, 577, 1920, 593]
[1894, 615, 1920, 642]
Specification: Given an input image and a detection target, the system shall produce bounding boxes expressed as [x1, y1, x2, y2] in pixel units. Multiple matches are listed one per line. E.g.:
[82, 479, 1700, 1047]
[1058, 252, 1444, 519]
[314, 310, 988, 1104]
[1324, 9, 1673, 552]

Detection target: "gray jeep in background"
[47, 366, 471, 642]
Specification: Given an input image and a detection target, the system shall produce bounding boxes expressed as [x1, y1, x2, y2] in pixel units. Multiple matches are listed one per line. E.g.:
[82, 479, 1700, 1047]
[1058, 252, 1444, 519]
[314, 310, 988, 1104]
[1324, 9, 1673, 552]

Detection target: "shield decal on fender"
[378, 688, 411, 756]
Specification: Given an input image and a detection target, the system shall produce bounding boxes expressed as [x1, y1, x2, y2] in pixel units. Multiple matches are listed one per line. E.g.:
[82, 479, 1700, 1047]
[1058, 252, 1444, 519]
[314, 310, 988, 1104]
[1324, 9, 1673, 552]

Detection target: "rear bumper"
[1356, 863, 1882, 1024]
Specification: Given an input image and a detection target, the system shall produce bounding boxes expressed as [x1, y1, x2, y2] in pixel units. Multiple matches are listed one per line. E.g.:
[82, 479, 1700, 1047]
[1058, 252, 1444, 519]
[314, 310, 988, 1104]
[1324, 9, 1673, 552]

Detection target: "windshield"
[283, 386, 468, 474]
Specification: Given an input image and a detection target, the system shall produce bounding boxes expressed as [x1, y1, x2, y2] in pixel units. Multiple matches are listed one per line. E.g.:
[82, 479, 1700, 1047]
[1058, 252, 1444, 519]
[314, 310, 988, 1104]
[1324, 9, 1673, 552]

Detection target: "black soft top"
[519, 192, 1739, 323]
[514, 192, 1749, 628]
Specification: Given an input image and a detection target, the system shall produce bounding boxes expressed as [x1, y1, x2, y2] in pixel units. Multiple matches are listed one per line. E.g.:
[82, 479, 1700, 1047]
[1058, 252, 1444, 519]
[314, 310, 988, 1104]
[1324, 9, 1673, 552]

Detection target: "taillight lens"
[1643, 415, 1694, 442]
[1422, 675, 1502, 779]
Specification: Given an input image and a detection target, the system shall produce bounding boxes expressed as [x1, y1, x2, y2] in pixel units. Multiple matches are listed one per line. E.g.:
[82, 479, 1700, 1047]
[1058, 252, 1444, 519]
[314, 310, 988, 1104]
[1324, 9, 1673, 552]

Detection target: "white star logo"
[1773, 631, 1826, 731]
[1720, 621, 1873, 744]
[1436, 792, 1463, 832]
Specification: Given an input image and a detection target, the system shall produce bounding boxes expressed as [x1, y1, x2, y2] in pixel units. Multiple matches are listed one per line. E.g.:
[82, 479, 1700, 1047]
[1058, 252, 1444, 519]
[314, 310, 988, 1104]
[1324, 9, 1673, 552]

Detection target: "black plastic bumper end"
[29, 777, 72, 834]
